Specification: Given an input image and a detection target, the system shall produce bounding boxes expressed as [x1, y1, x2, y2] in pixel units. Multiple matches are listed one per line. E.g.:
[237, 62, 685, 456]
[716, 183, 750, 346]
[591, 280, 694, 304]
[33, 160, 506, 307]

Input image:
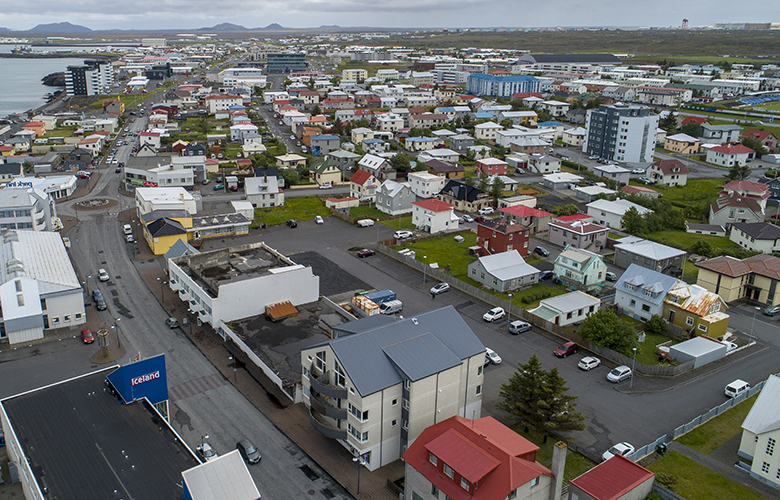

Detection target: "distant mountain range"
[0, 21, 347, 35]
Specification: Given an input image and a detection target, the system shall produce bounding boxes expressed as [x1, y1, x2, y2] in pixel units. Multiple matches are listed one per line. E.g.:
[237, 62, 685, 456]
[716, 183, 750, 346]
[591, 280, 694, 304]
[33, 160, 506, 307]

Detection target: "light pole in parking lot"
[630, 347, 637, 388]
[158, 277, 166, 304]
[750, 306, 761, 345]
[507, 293, 513, 329]
[352, 452, 367, 495]
[423, 255, 428, 284]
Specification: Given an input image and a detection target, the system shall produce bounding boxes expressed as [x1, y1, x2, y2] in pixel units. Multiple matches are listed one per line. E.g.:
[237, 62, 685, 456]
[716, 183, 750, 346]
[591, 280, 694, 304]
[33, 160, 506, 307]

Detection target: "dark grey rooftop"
[1, 370, 198, 500]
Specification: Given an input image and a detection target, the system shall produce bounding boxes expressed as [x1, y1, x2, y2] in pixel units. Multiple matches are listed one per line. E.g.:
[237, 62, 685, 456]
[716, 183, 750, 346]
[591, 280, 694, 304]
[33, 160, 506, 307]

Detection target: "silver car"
[508, 320, 532, 335]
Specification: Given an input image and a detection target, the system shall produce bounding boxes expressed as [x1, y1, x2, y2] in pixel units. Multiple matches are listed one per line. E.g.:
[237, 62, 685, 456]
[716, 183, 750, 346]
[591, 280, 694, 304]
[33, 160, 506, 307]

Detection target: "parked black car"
[286, 219, 298, 228]
[533, 246, 550, 257]
[236, 439, 261, 464]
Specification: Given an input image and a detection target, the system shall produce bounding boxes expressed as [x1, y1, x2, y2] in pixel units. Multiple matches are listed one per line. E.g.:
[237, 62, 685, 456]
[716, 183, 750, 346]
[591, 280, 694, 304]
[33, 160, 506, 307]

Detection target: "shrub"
[647, 314, 666, 334]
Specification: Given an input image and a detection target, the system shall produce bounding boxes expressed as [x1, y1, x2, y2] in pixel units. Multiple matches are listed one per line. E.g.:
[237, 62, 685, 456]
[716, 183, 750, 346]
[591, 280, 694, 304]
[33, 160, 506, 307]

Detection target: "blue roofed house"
[300, 306, 486, 471]
[376, 179, 414, 215]
[309, 135, 341, 156]
[467, 250, 540, 292]
[615, 264, 680, 322]
[362, 137, 388, 154]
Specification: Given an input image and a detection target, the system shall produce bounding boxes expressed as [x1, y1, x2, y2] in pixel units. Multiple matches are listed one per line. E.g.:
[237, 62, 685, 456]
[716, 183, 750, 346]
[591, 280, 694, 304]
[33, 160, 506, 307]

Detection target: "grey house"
[327, 149, 361, 177]
[467, 250, 540, 292]
[375, 179, 414, 216]
[449, 134, 475, 151]
[613, 236, 686, 276]
[701, 124, 742, 144]
[309, 135, 341, 156]
[615, 263, 679, 322]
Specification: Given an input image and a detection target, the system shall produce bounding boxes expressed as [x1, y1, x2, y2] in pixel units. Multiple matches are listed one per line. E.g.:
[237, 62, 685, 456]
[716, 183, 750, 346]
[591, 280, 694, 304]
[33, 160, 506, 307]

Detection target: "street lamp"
[352, 453, 367, 495]
[630, 347, 637, 388]
[749, 306, 761, 344]
[228, 356, 237, 382]
[112, 317, 122, 349]
[423, 255, 428, 285]
[201, 434, 209, 449]
[158, 277, 166, 304]
[507, 293, 513, 329]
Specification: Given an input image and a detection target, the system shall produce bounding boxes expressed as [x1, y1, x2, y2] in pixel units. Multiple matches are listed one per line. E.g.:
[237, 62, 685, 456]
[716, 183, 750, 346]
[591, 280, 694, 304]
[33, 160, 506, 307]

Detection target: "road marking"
[169, 373, 228, 400]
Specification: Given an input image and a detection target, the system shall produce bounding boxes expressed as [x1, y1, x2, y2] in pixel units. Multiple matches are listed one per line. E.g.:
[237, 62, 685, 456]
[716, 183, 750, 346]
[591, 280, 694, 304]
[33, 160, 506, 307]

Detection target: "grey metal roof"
[538, 291, 600, 313]
[614, 237, 686, 261]
[181, 450, 261, 500]
[333, 314, 394, 337]
[0, 229, 80, 295]
[743, 375, 780, 435]
[477, 250, 540, 281]
[732, 222, 780, 241]
[324, 306, 484, 397]
[164, 238, 200, 260]
[615, 264, 679, 306]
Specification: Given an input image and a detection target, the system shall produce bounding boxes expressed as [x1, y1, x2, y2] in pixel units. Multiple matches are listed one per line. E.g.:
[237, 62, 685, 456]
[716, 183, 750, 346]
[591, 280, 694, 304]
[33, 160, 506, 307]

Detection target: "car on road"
[764, 305, 780, 316]
[607, 365, 633, 383]
[98, 268, 110, 282]
[236, 439, 261, 464]
[638, 177, 654, 185]
[478, 207, 494, 215]
[394, 230, 414, 239]
[115, 167, 121, 173]
[631, 168, 645, 174]
[357, 249, 375, 258]
[539, 270, 554, 281]
[196, 442, 219, 462]
[578, 356, 601, 371]
[315, 215, 324, 224]
[318, 183, 332, 189]
[461, 214, 474, 223]
[508, 320, 532, 334]
[165, 317, 179, 328]
[286, 219, 298, 228]
[484, 347, 502, 365]
[290, 135, 295, 141]
[554, 342, 578, 358]
[202, 178, 210, 185]
[213, 184, 225, 190]
[605, 271, 618, 282]
[588, 155, 599, 160]
[80, 329, 95, 344]
[483, 307, 506, 322]
[77, 171, 91, 179]
[123, 224, 133, 235]
[278, 121, 283, 125]
[533, 246, 550, 257]
[473, 216, 488, 223]
[126, 234, 135, 243]
[92, 289, 107, 311]
[602, 442, 635, 462]
[430, 282, 450, 295]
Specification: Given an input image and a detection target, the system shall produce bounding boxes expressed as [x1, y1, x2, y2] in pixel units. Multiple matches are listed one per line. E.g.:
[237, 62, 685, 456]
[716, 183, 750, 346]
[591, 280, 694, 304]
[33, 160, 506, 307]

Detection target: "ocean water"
[0, 45, 85, 117]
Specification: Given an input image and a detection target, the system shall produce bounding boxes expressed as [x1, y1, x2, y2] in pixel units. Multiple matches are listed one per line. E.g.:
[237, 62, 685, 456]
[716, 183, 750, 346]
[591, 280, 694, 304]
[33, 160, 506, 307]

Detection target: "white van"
[725, 379, 750, 398]
[123, 224, 133, 235]
[357, 219, 375, 227]
[380, 300, 403, 315]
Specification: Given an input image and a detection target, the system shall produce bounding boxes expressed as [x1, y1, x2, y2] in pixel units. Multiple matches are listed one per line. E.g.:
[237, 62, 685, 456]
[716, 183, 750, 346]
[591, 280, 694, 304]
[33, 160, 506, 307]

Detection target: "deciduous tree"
[579, 308, 638, 356]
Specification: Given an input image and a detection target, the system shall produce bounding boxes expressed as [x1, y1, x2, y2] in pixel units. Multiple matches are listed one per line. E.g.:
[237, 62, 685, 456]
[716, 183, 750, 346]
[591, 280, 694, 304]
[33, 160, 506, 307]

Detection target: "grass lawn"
[512, 427, 596, 483]
[677, 395, 757, 454]
[648, 230, 744, 256]
[631, 178, 724, 213]
[41, 126, 78, 138]
[394, 233, 479, 281]
[683, 259, 700, 282]
[349, 205, 388, 220]
[253, 197, 330, 226]
[634, 332, 678, 366]
[608, 232, 624, 240]
[649, 451, 767, 500]
[381, 216, 416, 231]
[508, 284, 567, 310]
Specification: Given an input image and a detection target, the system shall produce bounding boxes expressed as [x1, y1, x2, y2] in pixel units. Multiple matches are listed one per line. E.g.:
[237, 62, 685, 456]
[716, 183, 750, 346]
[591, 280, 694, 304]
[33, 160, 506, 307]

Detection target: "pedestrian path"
[668, 442, 780, 499]
[169, 374, 229, 401]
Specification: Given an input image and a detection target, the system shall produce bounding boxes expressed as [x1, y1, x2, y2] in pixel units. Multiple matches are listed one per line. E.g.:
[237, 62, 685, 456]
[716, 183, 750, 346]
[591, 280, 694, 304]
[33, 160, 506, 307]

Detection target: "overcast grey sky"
[1, 1, 777, 31]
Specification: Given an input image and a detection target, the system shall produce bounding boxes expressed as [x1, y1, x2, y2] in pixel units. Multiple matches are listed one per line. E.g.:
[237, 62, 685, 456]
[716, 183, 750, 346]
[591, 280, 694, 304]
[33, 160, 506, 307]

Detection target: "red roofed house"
[205, 94, 243, 114]
[548, 218, 609, 251]
[742, 129, 777, 153]
[475, 157, 508, 176]
[77, 136, 102, 157]
[349, 169, 378, 202]
[646, 159, 689, 187]
[412, 198, 458, 234]
[710, 191, 764, 227]
[476, 217, 530, 256]
[140, 131, 162, 149]
[621, 184, 661, 199]
[23, 121, 46, 137]
[721, 180, 770, 211]
[681, 116, 709, 126]
[568, 454, 654, 500]
[555, 213, 594, 223]
[499, 205, 554, 234]
[403, 416, 554, 500]
[705, 143, 755, 167]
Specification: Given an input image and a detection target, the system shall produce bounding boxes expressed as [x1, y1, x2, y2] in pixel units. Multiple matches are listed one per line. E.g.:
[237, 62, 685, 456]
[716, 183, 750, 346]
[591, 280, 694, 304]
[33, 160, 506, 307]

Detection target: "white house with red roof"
[548, 218, 609, 251]
[705, 143, 755, 167]
[412, 198, 459, 234]
[205, 94, 243, 114]
[621, 184, 661, 199]
[403, 416, 553, 500]
[742, 129, 777, 153]
[499, 204, 554, 234]
[77, 136, 103, 157]
[139, 131, 161, 149]
[568, 454, 654, 500]
[349, 169, 378, 202]
[721, 180, 770, 211]
[646, 159, 689, 187]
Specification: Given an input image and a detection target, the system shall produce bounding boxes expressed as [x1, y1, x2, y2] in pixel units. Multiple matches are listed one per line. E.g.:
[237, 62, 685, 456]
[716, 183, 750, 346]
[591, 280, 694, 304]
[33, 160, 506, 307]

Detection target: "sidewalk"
[137, 263, 403, 500]
[668, 441, 780, 499]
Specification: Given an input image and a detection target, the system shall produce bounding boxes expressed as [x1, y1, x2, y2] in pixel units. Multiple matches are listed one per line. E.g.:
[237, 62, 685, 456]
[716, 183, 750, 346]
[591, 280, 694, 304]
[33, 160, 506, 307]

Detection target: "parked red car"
[80, 329, 95, 344]
[553, 342, 578, 358]
[357, 249, 375, 258]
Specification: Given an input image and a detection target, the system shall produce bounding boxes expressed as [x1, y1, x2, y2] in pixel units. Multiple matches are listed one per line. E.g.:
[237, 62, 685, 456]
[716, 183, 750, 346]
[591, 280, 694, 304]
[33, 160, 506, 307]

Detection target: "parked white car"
[478, 207, 494, 215]
[578, 356, 601, 371]
[394, 230, 414, 239]
[461, 214, 474, 223]
[430, 282, 450, 295]
[484, 347, 502, 365]
[602, 442, 635, 462]
[607, 365, 633, 383]
[483, 307, 506, 322]
[98, 268, 110, 282]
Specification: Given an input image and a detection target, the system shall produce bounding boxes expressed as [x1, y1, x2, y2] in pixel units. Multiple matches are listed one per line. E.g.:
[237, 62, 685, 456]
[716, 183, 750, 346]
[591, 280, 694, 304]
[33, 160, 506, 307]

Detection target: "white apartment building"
[407, 171, 447, 199]
[135, 187, 197, 216]
[301, 306, 485, 471]
[0, 187, 57, 231]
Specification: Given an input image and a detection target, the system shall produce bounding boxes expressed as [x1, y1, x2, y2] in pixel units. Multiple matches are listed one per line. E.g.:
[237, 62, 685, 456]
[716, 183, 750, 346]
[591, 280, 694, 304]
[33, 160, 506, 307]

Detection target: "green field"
[677, 395, 757, 454]
[746, 102, 780, 113]
[649, 451, 766, 500]
[253, 197, 330, 226]
[648, 230, 744, 256]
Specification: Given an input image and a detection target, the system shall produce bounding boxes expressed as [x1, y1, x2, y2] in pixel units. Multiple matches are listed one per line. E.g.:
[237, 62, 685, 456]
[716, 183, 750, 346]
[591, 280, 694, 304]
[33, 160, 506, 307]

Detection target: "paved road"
[216, 217, 780, 461]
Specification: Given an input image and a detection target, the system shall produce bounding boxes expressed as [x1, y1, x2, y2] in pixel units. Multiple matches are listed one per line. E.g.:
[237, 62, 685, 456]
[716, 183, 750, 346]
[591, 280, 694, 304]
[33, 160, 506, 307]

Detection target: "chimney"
[549, 441, 567, 500]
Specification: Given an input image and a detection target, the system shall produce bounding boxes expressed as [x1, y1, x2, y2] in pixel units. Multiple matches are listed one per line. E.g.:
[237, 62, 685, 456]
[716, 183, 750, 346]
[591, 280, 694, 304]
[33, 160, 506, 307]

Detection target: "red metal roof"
[710, 143, 754, 155]
[569, 454, 653, 500]
[412, 198, 454, 212]
[349, 169, 373, 185]
[555, 213, 592, 222]
[500, 205, 552, 218]
[403, 416, 550, 500]
[723, 180, 769, 194]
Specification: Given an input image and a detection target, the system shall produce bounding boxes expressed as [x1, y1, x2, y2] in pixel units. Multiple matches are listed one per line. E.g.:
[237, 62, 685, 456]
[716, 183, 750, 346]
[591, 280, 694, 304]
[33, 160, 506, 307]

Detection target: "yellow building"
[341, 69, 367, 82]
[695, 254, 780, 306]
[309, 158, 342, 186]
[664, 133, 700, 154]
[143, 211, 193, 255]
[663, 282, 729, 338]
[275, 154, 307, 169]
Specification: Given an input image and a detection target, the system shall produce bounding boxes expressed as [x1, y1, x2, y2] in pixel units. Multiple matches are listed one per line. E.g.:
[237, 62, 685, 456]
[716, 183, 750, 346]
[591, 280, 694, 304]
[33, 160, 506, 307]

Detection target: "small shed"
[669, 335, 726, 368]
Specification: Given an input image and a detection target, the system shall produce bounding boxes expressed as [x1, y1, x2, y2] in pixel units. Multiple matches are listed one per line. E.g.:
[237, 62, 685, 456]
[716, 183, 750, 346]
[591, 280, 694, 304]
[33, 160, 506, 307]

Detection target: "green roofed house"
[327, 149, 361, 177]
[309, 157, 342, 186]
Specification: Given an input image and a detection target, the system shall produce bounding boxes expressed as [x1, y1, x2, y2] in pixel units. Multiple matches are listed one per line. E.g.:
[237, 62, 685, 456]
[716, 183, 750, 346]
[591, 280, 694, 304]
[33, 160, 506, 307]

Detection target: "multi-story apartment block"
[65, 60, 114, 96]
[301, 306, 485, 471]
[466, 74, 540, 97]
[583, 104, 658, 163]
[265, 53, 307, 73]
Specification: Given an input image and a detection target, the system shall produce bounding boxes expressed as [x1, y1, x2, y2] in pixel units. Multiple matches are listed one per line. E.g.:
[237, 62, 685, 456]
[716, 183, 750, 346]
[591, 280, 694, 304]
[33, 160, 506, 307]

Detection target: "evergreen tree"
[659, 112, 678, 134]
[725, 164, 751, 181]
[488, 177, 505, 202]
